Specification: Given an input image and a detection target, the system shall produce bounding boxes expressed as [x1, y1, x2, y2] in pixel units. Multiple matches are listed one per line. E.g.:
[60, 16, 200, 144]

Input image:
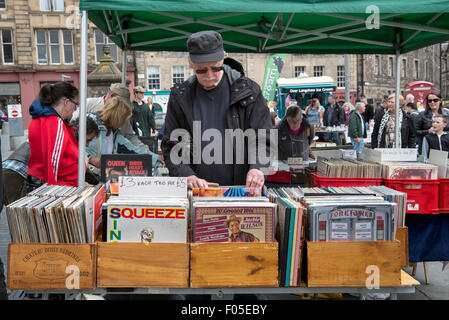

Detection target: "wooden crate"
[190, 242, 279, 288]
[96, 242, 189, 288]
[395, 227, 409, 268]
[306, 241, 401, 287]
[7, 243, 95, 290]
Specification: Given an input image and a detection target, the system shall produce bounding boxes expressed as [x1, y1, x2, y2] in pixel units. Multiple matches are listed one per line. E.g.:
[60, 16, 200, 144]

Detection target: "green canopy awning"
[80, 0, 449, 54]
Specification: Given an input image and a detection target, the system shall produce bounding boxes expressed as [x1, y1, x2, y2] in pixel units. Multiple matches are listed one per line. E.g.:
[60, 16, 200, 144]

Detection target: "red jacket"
[27, 115, 79, 187]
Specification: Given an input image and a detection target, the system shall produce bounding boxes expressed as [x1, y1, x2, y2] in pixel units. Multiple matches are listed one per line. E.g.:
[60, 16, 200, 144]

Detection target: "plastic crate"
[383, 178, 439, 214]
[438, 178, 449, 213]
[311, 172, 382, 188]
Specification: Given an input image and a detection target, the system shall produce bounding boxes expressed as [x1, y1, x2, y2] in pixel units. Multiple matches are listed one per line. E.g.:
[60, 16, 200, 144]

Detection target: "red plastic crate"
[383, 178, 439, 214]
[266, 171, 291, 183]
[438, 178, 449, 213]
[311, 172, 382, 188]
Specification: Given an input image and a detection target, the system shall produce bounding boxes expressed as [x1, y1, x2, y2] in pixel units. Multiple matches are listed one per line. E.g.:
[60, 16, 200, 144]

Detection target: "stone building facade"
[357, 45, 441, 105]
[134, 46, 440, 108]
[0, 0, 135, 128]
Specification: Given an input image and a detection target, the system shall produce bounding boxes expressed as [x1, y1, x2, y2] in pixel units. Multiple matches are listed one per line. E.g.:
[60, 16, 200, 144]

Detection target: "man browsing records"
[161, 30, 273, 191]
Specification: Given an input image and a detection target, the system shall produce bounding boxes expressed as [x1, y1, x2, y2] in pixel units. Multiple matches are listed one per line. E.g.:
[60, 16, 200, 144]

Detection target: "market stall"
[72, 0, 449, 295]
[6, 1, 449, 299]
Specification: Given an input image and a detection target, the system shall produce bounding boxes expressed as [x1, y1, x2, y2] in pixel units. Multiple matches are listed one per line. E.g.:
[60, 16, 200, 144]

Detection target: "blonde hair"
[98, 96, 132, 129]
[268, 101, 277, 109]
[388, 93, 405, 107]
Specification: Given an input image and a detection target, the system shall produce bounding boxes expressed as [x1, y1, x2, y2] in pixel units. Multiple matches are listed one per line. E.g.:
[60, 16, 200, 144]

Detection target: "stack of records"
[103, 196, 189, 243]
[192, 199, 275, 243]
[303, 196, 395, 242]
[316, 157, 382, 178]
[6, 184, 99, 243]
[382, 162, 438, 179]
[265, 187, 303, 202]
[276, 198, 306, 287]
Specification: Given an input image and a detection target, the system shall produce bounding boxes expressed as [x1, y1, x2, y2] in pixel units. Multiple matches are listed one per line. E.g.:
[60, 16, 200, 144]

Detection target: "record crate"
[383, 178, 439, 214]
[305, 240, 402, 287]
[311, 172, 382, 188]
[438, 178, 449, 213]
[190, 242, 279, 288]
[7, 243, 96, 290]
[96, 242, 189, 288]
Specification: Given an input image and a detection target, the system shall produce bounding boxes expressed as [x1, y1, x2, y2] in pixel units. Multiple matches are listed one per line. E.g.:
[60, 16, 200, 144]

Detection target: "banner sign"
[262, 54, 287, 102]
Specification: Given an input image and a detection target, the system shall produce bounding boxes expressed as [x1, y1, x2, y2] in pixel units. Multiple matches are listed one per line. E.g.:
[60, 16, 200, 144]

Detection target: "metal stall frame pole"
[394, 51, 401, 148]
[122, 49, 127, 85]
[394, 30, 401, 149]
[78, 10, 88, 187]
[344, 54, 350, 103]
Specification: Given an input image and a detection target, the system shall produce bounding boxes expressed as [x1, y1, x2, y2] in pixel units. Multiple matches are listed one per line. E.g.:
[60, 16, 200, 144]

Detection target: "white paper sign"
[7, 104, 22, 118]
[118, 176, 187, 198]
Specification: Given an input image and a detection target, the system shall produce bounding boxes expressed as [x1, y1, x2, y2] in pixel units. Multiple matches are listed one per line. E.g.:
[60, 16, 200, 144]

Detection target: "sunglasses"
[135, 91, 145, 94]
[428, 98, 440, 103]
[194, 66, 224, 74]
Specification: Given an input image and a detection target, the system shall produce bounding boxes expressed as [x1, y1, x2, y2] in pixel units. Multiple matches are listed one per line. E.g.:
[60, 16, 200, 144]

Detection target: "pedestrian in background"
[323, 94, 345, 144]
[348, 102, 366, 158]
[343, 102, 353, 126]
[132, 85, 156, 137]
[421, 114, 449, 159]
[414, 91, 449, 155]
[371, 93, 416, 149]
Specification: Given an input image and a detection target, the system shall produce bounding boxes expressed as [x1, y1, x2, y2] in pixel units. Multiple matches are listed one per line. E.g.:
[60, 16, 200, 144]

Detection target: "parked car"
[154, 112, 166, 130]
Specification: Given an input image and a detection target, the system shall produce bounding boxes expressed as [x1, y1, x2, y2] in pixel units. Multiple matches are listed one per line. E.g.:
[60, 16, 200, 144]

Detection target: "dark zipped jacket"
[161, 65, 273, 185]
[276, 116, 314, 161]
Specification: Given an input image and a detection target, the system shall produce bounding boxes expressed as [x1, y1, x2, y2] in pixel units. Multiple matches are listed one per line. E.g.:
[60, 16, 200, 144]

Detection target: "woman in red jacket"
[26, 81, 80, 190]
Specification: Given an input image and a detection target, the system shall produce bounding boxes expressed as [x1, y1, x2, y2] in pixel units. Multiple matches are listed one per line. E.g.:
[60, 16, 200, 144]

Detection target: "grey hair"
[355, 102, 365, 110]
[343, 102, 354, 110]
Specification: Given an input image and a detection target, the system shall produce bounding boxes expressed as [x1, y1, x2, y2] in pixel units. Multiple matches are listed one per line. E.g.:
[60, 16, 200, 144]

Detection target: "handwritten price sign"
[118, 176, 187, 198]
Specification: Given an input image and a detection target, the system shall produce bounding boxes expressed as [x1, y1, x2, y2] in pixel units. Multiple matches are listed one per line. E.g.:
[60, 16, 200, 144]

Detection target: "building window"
[62, 30, 73, 64]
[40, 0, 64, 11]
[172, 66, 185, 86]
[53, 0, 64, 12]
[1, 29, 13, 64]
[35, 29, 73, 65]
[94, 29, 118, 63]
[147, 66, 160, 90]
[48, 30, 60, 64]
[337, 65, 345, 88]
[374, 55, 380, 76]
[36, 30, 48, 64]
[313, 66, 324, 77]
[414, 59, 419, 79]
[388, 57, 393, 77]
[401, 58, 407, 77]
[294, 66, 305, 77]
[0, 0, 6, 9]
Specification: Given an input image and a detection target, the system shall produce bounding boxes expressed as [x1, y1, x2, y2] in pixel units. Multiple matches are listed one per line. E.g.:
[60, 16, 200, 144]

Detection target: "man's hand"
[187, 175, 219, 189]
[245, 168, 265, 190]
[157, 155, 165, 165]
[88, 156, 101, 168]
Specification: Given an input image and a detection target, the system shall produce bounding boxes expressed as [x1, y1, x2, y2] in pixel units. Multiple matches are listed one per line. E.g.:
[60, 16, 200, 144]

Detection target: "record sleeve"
[193, 202, 275, 243]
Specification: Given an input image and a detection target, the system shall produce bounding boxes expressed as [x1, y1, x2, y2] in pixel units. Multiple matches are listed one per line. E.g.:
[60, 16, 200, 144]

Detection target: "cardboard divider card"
[118, 176, 187, 198]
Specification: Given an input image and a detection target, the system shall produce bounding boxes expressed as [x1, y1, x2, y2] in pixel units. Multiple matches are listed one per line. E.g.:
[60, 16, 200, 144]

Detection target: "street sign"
[7, 104, 24, 137]
[7, 104, 22, 118]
